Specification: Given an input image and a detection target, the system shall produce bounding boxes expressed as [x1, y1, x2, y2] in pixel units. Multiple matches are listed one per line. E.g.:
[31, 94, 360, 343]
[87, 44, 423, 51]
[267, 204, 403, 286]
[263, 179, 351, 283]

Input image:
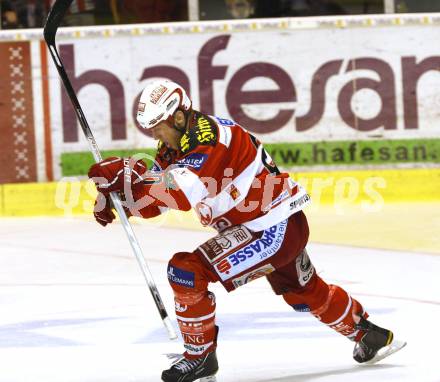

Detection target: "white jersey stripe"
[327, 295, 353, 327]
[199, 145, 264, 220]
[217, 124, 232, 148]
[176, 312, 216, 322]
[244, 186, 311, 231]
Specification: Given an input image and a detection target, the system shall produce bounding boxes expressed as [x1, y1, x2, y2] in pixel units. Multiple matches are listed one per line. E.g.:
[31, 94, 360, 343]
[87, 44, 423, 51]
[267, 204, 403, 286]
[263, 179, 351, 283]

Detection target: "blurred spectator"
[396, 0, 440, 12]
[259, 0, 347, 17]
[112, 0, 188, 24]
[0, 0, 188, 29]
[203, 0, 376, 20]
[63, 0, 96, 26]
[225, 0, 256, 19]
[1, 1, 19, 29]
[45, 0, 115, 26]
[224, 0, 347, 19]
[94, 0, 118, 24]
[302, 0, 347, 16]
[1, 0, 46, 29]
[309, 0, 347, 15]
[254, 0, 285, 17]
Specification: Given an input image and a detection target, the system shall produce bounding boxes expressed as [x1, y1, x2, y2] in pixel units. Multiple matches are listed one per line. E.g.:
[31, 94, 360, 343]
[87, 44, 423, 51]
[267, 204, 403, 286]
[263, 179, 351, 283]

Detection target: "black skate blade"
[363, 338, 407, 365]
[198, 376, 217, 382]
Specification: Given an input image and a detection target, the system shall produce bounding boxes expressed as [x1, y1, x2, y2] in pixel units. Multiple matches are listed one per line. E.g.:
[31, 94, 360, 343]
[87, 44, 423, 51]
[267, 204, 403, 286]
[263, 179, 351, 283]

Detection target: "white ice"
[0, 217, 439, 382]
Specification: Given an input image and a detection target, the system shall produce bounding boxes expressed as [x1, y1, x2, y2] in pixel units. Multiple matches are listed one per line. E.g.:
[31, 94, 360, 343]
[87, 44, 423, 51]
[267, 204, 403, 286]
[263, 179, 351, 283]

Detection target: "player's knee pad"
[267, 248, 316, 295]
[167, 252, 209, 305]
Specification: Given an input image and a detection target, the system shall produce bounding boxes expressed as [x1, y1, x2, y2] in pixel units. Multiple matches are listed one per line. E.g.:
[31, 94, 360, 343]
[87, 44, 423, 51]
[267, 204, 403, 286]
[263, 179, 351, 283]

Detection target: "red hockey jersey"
[135, 112, 310, 232]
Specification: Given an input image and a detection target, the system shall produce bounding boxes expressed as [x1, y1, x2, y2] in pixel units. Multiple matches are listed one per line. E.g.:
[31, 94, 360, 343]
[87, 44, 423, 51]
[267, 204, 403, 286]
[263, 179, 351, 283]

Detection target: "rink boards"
[2, 168, 439, 217]
[1, 167, 439, 254]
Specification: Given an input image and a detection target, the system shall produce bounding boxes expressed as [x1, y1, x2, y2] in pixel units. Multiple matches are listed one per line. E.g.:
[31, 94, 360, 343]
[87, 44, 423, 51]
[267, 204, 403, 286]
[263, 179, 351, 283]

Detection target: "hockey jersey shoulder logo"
[180, 114, 218, 154]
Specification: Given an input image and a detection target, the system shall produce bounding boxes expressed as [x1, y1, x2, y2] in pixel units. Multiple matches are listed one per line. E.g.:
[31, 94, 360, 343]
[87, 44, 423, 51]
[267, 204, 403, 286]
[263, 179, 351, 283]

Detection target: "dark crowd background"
[1, 0, 438, 29]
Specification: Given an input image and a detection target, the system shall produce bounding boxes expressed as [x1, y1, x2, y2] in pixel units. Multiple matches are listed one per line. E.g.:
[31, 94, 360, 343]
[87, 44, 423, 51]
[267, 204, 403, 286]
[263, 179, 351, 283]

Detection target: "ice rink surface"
[0, 217, 439, 382]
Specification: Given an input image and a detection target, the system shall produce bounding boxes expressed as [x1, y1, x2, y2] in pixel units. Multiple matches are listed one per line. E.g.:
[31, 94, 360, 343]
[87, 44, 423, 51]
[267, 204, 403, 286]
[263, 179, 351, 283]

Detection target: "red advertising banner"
[0, 42, 37, 184]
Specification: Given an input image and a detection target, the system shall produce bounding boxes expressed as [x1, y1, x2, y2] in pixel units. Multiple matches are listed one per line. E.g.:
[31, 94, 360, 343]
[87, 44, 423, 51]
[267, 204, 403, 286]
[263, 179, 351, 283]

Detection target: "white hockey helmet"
[136, 79, 192, 129]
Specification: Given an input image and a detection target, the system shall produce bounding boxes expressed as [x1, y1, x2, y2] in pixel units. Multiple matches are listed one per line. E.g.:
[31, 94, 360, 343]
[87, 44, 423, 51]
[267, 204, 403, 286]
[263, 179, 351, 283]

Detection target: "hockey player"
[88, 79, 405, 382]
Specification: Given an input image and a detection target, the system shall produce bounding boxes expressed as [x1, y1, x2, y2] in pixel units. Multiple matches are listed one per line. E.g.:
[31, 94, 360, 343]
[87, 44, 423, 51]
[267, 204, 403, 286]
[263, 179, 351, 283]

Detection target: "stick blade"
[43, 0, 74, 44]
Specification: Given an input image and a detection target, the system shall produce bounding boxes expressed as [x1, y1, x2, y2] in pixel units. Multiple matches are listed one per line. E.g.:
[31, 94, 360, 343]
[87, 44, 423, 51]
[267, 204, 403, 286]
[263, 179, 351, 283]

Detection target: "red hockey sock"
[310, 284, 368, 341]
[175, 291, 217, 359]
[283, 276, 368, 342]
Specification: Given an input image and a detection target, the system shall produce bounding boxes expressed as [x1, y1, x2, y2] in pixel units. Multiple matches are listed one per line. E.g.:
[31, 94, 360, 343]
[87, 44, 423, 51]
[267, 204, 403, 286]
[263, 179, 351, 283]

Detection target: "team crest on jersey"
[195, 201, 213, 226]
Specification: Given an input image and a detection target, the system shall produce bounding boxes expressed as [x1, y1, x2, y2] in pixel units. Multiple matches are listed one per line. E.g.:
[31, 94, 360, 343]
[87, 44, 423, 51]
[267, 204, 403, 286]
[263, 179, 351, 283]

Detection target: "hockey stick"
[44, 0, 177, 340]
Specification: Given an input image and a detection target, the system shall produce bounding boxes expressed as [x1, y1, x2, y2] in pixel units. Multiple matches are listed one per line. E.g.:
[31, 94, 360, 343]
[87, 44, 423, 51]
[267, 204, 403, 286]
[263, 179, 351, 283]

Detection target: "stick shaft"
[43, 0, 176, 340]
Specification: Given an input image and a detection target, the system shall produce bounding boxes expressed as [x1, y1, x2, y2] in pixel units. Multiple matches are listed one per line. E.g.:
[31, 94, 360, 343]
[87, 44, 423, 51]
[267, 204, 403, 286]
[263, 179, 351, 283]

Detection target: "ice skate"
[353, 316, 406, 364]
[161, 350, 218, 382]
